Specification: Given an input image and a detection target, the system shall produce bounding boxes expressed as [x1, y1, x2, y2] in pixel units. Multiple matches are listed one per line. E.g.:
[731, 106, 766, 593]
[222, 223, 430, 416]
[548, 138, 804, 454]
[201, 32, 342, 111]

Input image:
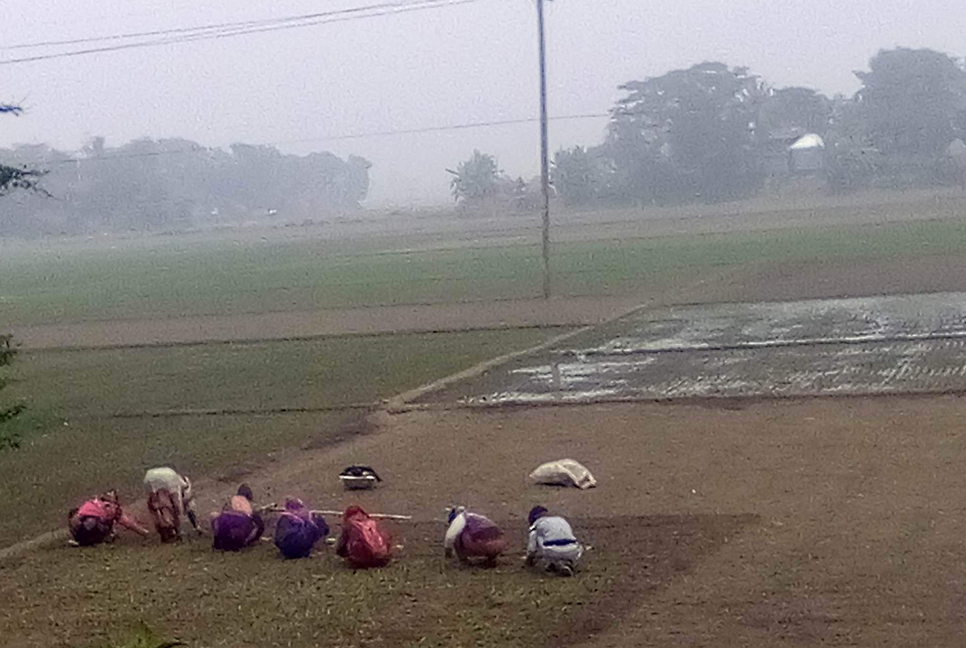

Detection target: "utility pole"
[537, 0, 551, 299]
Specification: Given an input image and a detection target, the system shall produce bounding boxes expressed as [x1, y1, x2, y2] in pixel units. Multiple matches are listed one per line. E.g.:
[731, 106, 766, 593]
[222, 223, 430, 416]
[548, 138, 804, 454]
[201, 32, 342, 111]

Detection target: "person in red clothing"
[335, 505, 392, 568]
[67, 489, 150, 546]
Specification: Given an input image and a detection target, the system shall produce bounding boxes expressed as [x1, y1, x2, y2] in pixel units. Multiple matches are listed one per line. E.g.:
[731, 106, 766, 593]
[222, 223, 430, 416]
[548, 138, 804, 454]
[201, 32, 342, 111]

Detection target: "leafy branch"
[0, 335, 24, 451]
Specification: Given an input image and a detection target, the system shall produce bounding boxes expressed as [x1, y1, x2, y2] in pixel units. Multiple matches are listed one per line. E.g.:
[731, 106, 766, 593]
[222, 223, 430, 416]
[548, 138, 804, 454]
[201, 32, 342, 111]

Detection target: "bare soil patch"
[239, 396, 966, 647]
[12, 294, 644, 350]
[717, 252, 966, 304]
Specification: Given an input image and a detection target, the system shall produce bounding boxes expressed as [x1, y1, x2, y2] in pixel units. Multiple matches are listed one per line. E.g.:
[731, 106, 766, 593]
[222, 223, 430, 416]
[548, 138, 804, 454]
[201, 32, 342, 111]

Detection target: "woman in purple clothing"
[444, 506, 507, 566]
[274, 498, 329, 559]
[210, 485, 265, 552]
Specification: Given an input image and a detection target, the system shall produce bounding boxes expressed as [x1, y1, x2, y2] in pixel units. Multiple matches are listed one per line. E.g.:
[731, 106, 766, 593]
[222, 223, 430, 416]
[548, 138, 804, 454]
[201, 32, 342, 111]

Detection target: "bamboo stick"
[264, 507, 412, 521]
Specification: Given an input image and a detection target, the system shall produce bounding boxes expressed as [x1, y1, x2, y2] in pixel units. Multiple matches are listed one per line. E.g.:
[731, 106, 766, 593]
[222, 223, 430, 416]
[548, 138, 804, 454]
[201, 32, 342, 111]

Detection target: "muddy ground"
[429, 290, 966, 405]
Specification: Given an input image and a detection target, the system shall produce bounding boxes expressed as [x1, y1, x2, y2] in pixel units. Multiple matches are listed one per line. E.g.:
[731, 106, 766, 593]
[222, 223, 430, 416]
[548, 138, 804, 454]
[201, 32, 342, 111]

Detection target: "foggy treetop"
[4, 47, 966, 235]
[451, 48, 966, 211]
[0, 138, 371, 236]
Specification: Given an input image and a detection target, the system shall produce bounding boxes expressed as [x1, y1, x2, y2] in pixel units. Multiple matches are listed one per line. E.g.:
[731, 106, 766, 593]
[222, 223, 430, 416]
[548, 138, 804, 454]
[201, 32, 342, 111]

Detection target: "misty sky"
[3, 0, 964, 206]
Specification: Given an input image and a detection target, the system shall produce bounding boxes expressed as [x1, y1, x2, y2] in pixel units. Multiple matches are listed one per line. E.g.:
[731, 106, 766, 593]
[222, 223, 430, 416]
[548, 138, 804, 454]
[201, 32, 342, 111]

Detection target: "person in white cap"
[525, 505, 583, 577]
[143, 466, 201, 541]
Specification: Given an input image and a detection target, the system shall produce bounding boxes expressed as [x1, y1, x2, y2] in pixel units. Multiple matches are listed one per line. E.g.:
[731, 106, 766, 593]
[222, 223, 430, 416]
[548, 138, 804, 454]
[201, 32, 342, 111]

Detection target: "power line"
[275, 113, 610, 145]
[1, 0, 477, 65]
[26, 112, 609, 167]
[4, 18, 268, 51]
[0, 0, 481, 66]
[3, 0, 437, 50]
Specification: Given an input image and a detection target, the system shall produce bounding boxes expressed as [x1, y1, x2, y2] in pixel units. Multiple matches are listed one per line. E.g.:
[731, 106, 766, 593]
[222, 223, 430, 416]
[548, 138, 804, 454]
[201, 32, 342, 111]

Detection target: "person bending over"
[444, 506, 507, 566]
[525, 505, 583, 577]
[210, 484, 266, 551]
[143, 466, 201, 542]
[274, 497, 329, 559]
[68, 489, 149, 546]
[335, 506, 392, 568]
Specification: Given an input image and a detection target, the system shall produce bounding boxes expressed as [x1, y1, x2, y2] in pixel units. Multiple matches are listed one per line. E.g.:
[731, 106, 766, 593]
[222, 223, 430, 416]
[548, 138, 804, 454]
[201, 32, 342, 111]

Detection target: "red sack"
[337, 506, 391, 568]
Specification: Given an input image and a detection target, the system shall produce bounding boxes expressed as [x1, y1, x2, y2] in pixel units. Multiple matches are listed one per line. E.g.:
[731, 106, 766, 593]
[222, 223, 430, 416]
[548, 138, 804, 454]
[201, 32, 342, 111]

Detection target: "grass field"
[3, 199, 966, 326]
[0, 329, 553, 546]
[0, 515, 751, 648]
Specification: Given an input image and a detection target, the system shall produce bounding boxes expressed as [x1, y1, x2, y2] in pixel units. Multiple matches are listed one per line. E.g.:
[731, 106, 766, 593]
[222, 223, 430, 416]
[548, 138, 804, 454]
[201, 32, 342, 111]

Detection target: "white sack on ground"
[529, 459, 597, 489]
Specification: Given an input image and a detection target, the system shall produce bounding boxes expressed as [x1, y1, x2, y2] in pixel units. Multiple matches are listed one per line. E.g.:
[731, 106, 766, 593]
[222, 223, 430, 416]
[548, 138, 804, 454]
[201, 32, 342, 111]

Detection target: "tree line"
[450, 47, 966, 211]
[0, 137, 371, 237]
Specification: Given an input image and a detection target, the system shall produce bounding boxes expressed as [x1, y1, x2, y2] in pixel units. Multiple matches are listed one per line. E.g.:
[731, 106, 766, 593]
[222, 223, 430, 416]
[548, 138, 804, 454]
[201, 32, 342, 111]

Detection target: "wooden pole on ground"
[265, 507, 412, 521]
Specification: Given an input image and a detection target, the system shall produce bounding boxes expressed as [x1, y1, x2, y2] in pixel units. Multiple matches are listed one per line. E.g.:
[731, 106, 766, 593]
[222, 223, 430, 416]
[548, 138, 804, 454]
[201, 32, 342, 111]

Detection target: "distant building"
[762, 127, 807, 177]
[789, 134, 826, 174]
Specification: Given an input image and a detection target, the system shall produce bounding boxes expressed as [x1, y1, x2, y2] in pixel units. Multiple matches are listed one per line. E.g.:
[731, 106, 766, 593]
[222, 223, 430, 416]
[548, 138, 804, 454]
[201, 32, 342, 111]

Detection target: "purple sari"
[212, 509, 264, 551]
[456, 513, 507, 561]
[274, 501, 328, 559]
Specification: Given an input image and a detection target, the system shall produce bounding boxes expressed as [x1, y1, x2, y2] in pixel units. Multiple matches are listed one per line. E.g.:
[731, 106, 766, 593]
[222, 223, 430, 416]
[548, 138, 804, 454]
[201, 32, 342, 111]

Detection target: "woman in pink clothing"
[68, 489, 149, 546]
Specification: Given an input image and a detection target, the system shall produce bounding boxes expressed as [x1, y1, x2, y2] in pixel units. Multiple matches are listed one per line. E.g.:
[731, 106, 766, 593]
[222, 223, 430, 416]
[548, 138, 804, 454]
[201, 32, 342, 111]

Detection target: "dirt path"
[724, 252, 966, 304]
[12, 294, 647, 350]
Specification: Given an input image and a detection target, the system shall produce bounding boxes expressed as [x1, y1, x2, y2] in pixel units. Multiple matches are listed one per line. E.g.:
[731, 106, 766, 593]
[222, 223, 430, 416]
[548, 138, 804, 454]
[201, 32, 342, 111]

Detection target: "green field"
[4, 205, 966, 326]
[0, 329, 552, 546]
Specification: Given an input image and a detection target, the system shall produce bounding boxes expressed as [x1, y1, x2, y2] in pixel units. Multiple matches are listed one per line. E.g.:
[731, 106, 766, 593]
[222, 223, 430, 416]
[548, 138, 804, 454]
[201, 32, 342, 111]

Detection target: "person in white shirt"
[143, 466, 201, 541]
[526, 505, 583, 577]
